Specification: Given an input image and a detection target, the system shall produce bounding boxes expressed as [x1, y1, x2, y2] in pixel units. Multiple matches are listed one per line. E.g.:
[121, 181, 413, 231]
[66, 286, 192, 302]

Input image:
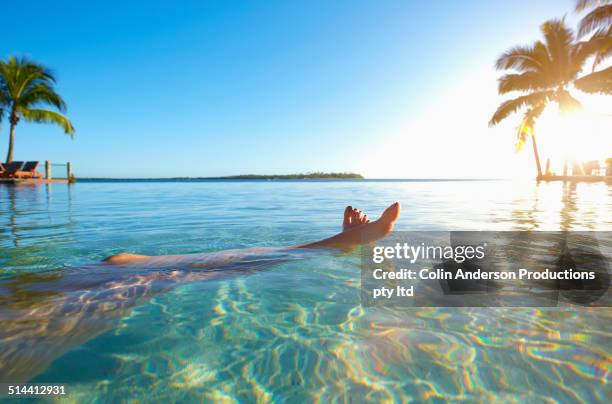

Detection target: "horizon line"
[75, 177, 507, 181]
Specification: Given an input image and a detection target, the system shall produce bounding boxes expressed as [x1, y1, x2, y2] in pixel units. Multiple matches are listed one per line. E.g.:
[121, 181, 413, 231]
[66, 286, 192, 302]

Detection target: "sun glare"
[536, 94, 612, 174]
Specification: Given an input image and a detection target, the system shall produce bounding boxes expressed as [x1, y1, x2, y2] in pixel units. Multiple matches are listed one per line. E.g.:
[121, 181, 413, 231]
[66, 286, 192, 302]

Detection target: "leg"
[103, 202, 401, 264]
[103, 253, 149, 265]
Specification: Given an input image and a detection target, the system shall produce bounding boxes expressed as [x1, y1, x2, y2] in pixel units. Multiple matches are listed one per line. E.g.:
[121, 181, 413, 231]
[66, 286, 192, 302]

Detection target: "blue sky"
[0, 0, 588, 178]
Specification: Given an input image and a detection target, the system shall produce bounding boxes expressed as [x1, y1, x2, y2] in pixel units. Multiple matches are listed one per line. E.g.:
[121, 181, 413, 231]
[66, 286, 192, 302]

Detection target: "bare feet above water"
[301, 202, 401, 250]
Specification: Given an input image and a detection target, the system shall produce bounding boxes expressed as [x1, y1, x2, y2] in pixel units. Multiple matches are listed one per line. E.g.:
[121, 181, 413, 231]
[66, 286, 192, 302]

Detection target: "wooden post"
[66, 162, 72, 179]
[45, 160, 51, 180]
[571, 160, 585, 176]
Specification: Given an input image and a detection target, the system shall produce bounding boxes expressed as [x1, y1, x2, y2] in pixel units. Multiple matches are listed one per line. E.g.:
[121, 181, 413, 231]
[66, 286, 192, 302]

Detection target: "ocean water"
[0, 180, 610, 402]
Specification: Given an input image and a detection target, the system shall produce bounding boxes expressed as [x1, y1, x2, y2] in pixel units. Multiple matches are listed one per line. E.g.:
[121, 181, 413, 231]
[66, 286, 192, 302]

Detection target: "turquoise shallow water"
[0, 180, 610, 402]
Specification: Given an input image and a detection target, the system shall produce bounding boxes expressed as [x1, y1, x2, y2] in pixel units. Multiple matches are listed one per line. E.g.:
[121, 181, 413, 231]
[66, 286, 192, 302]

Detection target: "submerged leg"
[3, 203, 401, 381]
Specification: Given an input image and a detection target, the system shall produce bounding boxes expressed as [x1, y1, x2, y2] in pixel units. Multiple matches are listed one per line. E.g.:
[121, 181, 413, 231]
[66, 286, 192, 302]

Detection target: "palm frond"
[576, 0, 590, 12]
[0, 57, 57, 100]
[577, 4, 612, 37]
[541, 19, 575, 52]
[18, 83, 67, 111]
[0, 86, 8, 106]
[575, 65, 612, 93]
[489, 91, 553, 126]
[515, 103, 547, 151]
[498, 72, 550, 94]
[6, 56, 56, 83]
[573, 36, 606, 66]
[575, 0, 610, 12]
[541, 19, 577, 81]
[589, 27, 612, 68]
[495, 44, 546, 72]
[20, 108, 75, 136]
[593, 46, 612, 67]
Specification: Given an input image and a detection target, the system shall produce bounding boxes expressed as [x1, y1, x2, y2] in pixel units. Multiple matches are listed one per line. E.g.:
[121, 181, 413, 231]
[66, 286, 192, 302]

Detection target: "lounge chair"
[1, 162, 24, 178]
[14, 161, 43, 179]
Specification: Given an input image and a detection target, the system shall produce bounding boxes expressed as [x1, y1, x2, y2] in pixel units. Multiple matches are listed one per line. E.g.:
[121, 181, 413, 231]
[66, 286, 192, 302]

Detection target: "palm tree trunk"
[531, 134, 542, 178]
[5, 122, 16, 163]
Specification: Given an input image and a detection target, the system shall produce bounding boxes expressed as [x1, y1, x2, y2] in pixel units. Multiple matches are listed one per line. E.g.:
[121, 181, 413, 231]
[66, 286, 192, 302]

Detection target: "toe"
[343, 206, 352, 226]
[380, 202, 401, 223]
[358, 211, 366, 223]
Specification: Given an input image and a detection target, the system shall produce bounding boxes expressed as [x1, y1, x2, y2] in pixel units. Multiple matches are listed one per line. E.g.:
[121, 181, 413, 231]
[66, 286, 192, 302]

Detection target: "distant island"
[77, 172, 364, 182]
[211, 172, 364, 179]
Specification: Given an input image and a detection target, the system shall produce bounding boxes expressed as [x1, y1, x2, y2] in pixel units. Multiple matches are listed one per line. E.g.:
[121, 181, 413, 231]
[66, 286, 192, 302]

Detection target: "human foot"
[359, 202, 400, 242]
[342, 206, 371, 231]
[302, 202, 401, 250]
[377, 201, 401, 230]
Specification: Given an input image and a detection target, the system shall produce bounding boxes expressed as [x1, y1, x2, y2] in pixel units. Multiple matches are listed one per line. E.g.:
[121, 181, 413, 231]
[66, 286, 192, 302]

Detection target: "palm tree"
[0, 57, 74, 163]
[575, 0, 612, 94]
[489, 19, 589, 177]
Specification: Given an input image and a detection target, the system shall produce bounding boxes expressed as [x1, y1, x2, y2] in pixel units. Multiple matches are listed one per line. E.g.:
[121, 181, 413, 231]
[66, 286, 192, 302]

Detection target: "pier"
[537, 175, 612, 183]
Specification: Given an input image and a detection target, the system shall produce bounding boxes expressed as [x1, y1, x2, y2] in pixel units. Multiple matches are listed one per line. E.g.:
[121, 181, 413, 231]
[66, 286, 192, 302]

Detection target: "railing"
[570, 165, 606, 176]
[561, 162, 608, 177]
[44, 161, 73, 180]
